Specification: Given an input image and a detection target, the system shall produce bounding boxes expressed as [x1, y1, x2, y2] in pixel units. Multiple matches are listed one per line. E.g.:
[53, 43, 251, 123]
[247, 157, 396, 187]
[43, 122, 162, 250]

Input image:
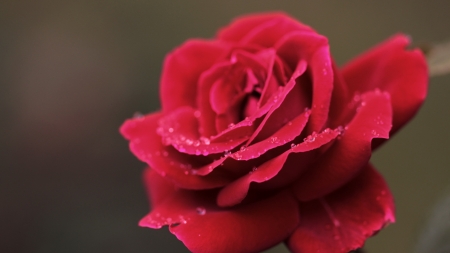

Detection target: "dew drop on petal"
[196, 207, 206, 215]
[194, 110, 201, 118]
[199, 137, 210, 145]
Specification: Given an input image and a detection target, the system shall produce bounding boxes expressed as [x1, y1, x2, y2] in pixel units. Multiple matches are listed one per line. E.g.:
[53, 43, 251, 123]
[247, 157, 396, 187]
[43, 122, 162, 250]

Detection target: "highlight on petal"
[217, 128, 339, 207]
[160, 39, 230, 113]
[292, 89, 393, 201]
[341, 34, 428, 139]
[287, 164, 395, 253]
[139, 175, 300, 253]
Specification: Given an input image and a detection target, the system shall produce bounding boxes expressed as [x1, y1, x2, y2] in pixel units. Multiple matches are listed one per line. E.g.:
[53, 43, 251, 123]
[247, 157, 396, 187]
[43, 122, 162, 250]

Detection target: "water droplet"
[199, 137, 210, 145]
[291, 143, 297, 148]
[336, 126, 345, 135]
[194, 110, 201, 118]
[252, 166, 258, 172]
[168, 127, 174, 133]
[162, 151, 169, 157]
[228, 123, 235, 128]
[322, 68, 327, 75]
[240, 145, 247, 151]
[196, 207, 206, 215]
[160, 171, 166, 177]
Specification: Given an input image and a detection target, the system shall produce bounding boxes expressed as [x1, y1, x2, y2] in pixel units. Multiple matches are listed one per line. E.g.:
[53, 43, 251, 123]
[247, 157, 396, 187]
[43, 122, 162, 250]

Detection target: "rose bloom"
[121, 12, 427, 253]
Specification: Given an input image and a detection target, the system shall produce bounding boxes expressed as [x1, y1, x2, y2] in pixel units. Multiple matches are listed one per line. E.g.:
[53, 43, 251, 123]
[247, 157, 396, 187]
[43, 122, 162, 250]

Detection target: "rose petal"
[139, 174, 300, 253]
[217, 128, 339, 207]
[217, 12, 312, 43]
[341, 34, 428, 142]
[276, 32, 333, 133]
[287, 164, 395, 253]
[292, 90, 393, 201]
[161, 39, 230, 113]
[239, 17, 314, 48]
[120, 113, 231, 189]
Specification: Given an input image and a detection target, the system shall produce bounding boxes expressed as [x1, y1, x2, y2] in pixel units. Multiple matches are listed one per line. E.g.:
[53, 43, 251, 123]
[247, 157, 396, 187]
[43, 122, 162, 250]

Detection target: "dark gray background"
[1, 1, 450, 252]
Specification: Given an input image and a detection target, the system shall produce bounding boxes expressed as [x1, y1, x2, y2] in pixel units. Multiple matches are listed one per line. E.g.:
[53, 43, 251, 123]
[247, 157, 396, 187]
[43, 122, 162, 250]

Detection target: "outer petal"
[120, 113, 231, 189]
[287, 164, 395, 253]
[139, 170, 300, 253]
[217, 12, 312, 43]
[341, 34, 428, 138]
[161, 39, 230, 113]
[292, 90, 392, 201]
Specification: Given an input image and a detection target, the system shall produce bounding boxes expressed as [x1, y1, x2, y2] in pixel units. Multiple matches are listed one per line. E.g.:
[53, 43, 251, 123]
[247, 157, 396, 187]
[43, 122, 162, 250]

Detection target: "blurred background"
[1, 1, 450, 252]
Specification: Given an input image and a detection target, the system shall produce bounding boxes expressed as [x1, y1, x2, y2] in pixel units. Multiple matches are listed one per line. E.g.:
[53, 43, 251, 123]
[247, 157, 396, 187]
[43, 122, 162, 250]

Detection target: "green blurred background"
[1, 1, 450, 252]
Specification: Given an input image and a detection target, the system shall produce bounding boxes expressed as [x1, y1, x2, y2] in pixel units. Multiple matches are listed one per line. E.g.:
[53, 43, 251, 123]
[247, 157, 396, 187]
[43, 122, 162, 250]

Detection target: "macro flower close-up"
[120, 12, 428, 253]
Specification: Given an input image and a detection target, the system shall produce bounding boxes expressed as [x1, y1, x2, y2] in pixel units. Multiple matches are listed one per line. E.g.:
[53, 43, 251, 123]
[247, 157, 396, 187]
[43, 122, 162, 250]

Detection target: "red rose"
[120, 12, 427, 253]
